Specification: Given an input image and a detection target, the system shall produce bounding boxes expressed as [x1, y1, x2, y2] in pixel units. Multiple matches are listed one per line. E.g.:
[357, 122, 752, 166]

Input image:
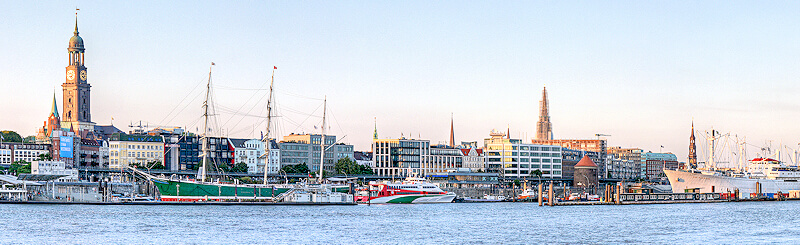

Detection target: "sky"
[3, 1, 800, 165]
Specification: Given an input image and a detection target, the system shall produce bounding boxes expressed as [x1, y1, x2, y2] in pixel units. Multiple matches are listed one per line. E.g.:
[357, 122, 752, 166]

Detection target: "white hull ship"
[356, 177, 456, 204]
[665, 158, 800, 198]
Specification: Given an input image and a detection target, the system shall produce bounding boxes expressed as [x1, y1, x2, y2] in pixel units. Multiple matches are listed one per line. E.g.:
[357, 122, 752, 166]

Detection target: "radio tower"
[688, 121, 697, 169]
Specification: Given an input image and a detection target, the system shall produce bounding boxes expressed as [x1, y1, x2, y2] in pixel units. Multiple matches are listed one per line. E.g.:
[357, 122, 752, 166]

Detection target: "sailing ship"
[136, 65, 291, 201]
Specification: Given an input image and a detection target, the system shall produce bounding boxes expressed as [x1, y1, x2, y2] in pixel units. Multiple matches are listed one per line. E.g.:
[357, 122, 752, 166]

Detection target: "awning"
[17, 174, 68, 182]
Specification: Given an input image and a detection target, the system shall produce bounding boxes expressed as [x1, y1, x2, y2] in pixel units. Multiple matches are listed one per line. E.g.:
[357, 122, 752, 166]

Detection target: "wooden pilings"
[538, 183, 543, 206]
[548, 182, 554, 206]
[756, 182, 761, 198]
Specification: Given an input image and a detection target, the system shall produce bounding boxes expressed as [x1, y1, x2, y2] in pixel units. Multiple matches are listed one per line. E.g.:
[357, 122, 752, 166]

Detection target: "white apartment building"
[460, 147, 485, 172]
[267, 140, 280, 174]
[108, 134, 165, 169]
[230, 138, 264, 173]
[483, 131, 563, 178]
[0, 143, 51, 165]
[229, 138, 280, 174]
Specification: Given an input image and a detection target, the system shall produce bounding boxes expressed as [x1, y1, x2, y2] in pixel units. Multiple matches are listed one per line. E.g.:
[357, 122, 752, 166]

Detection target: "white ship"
[355, 177, 456, 204]
[666, 125, 800, 198]
[665, 157, 800, 198]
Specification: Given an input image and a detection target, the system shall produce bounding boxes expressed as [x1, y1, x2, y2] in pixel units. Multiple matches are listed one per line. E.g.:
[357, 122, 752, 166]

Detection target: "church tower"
[62, 14, 92, 133]
[449, 114, 455, 147]
[536, 86, 553, 140]
[688, 122, 697, 169]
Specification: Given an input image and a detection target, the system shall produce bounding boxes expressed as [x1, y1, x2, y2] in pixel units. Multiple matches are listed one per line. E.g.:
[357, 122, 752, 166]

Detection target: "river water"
[1, 201, 798, 244]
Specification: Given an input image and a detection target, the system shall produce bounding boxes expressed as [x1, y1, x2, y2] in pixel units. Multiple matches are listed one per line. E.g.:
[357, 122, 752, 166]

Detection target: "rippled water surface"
[2, 201, 800, 244]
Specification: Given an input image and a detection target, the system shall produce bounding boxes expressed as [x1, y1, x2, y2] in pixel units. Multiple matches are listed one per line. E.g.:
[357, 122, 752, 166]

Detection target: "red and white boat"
[355, 177, 456, 204]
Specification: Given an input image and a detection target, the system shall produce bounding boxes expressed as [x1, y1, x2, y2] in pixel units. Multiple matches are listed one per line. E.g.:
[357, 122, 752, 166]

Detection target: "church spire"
[74, 14, 79, 35]
[688, 121, 697, 169]
[51, 92, 59, 119]
[373, 117, 378, 140]
[536, 86, 553, 140]
[449, 113, 455, 147]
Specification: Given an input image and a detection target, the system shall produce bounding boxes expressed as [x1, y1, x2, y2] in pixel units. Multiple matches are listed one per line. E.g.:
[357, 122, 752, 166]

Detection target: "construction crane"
[128, 121, 181, 134]
[595, 133, 610, 140]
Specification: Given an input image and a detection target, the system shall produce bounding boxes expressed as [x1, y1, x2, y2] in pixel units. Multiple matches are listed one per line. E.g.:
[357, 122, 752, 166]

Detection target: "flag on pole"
[211, 62, 215, 65]
[274, 66, 277, 69]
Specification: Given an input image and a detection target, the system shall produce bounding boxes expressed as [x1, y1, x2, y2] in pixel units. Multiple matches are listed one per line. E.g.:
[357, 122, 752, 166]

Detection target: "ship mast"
[262, 67, 276, 185]
[707, 127, 717, 170]
[199, 63, 213, 182]
[318, 96, 327, 184]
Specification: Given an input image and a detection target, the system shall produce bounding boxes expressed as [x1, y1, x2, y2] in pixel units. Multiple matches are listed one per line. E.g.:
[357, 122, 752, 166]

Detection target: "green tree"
[280, 164, 296, 173]
[232, 162, 249, 172]
[530, 169, 543, 183]
[37, 153, 53, 161]
[282, 163, 310, 173]
[335, 157, 357, 174]
[239, 176, 254, 184]
[358, 164, 374, 175]
[9, 160, 31, 175]
[335, 157, 374, 175]
[0, 131, 23, 143]
[217, 162, 230, 172]
[294, 163, 310, 173]
[23, 136, 35, 143]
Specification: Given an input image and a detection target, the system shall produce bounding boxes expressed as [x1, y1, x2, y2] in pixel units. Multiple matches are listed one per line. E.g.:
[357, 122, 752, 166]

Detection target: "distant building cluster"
[6, 17, 684, 186]
[369, 85, 683, 186]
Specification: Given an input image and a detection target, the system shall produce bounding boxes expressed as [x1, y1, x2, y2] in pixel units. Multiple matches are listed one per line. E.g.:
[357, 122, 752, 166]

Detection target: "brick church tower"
[61, 14, 94, 136]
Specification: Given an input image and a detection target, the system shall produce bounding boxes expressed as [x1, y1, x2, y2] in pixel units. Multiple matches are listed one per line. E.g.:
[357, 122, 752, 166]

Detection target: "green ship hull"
[151, 178, 292, 201]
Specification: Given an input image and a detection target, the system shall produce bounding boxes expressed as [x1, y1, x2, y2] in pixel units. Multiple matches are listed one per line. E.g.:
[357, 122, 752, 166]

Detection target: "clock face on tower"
[67, 70, 75, 81]
[80, 70, 87, 81]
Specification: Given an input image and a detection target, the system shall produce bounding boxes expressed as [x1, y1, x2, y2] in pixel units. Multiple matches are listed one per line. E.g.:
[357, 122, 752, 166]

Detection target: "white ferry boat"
[355, 177, 456, 204]
[665, 158, 800, 198]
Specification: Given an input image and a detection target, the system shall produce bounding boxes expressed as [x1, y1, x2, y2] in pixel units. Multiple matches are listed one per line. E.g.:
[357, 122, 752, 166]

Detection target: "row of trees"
[279, 158, 374, 176]
[3, 160, 32, 175]
[190, 162, 249, 173]
[0, 130, 35, 143]
[281, 163, 310, 174]
[334, 157, 373, 175]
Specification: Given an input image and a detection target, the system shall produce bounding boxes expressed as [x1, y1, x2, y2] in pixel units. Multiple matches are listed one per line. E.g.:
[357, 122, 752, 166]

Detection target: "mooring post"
[548, 182, 554, 206]
[538, 183, 543, 206]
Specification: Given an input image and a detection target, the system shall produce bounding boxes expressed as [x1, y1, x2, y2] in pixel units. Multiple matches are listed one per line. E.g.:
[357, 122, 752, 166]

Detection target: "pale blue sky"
[3, 1, 800, 164]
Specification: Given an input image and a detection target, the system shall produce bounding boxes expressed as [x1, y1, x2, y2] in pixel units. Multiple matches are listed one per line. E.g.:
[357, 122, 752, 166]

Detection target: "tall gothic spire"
[51, 92, 59, 118]
[688, 121, 697, 169]
[449, 113, 455, 147]
[373, 117, 378, 140]
[536, 86, 553, 140]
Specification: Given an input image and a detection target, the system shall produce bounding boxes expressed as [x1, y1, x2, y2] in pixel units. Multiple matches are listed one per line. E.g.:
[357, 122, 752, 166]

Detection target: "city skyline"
[4, 2, 800, 164]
